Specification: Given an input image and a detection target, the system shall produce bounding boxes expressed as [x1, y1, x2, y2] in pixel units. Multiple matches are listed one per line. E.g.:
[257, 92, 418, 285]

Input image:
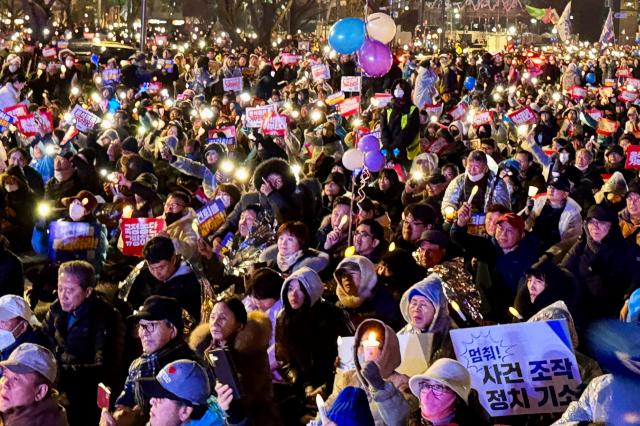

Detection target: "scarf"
[276, 250, 303, 272]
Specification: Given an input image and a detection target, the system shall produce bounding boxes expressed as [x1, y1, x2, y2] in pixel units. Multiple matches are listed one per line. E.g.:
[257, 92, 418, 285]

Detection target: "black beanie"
[249, 268, 283, 301]
[122, 136, 139, 153]
[224, 298, 247, 325]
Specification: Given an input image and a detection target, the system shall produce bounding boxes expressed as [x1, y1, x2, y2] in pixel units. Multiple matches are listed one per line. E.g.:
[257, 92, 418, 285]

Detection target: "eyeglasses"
[419, 382, 452, 395]
[138, 321, 166, 334]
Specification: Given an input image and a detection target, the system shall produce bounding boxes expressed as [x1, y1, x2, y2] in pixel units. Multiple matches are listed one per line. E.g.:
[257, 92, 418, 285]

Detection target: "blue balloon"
[585, 72, 596, 85]
[463, 76, 476, 91]
[328, 18, 366, 54]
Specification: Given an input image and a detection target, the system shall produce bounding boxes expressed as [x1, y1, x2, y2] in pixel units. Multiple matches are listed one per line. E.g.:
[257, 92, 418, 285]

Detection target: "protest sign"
[373, 93, 393, 108]
[207, 125, 237, 144]
[341, 76, 362, 93]
[57, 40, 69, 49]
[507, 106, 537, 125]
[569, 86, 587, 99]
[620, 90, 638, 103]
[596, 118, 619, 136]
[245, 104, 277, 128]
[101, 68, 121, 85]
[424, 137, 450, 155]
[627, 78, 640, 90]
[599, 86, 614, 98]
[585, 109, 603, 122]
[196, 199, 226, 238]
[3, 104, 28, 119]
[616, 68, 631, 78]
[17, 111, 53, 137]
[448, 101, 469, 121]
[337, 96, 360, 117]
[120, 218, 166, 257]
[261, 112, 288, 136]
[42, 47, 57, 58]
[423, 103, 444, 118]
[337, 333, 433, 376]
[156, 59, 174, 71]
[311, 64, 330, 81]
[281, 54, 300, 65]
[626, 145, 640, 169]
[451, 320, 582, 416]
[325, 91, 345, 106]
[0, 110, 15, 130]
[71, 105, 101, 133]
[48, 221, 101, 262]
[473, 110, 493, 126]
[223, 77, 243, 92]
[298, 40, 310, 51]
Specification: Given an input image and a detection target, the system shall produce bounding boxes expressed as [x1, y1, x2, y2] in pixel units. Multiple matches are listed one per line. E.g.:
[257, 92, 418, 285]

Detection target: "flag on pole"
[600, 8, 615, 45]
[526, 5, 545, 20]
[555, 2, 572, 42]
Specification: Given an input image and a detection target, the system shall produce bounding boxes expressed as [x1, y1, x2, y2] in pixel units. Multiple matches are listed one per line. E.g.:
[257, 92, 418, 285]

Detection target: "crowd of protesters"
[0, 27, 637, 426]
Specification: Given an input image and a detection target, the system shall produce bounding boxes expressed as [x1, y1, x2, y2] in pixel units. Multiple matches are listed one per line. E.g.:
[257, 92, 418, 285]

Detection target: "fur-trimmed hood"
[252, 157, 297, 195]
[189, 310, 272, 356]
[334, 255, 378, 309]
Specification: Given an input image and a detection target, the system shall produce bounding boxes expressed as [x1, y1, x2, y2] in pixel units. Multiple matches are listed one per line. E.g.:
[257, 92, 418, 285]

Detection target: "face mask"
[420, 389, 457, 421]
[576, 163, 589, 172]
[0, 329, 15, 351]
[468, 172, 485, 182]
[69, 203, 86, 221]
[65, 60, 74, 68]
[54, 171, 67, 182]
[559, 152, 570, 164]
[4, 184, 18, 193]
[8, 64, 17, 73]
[394, 88, 404, 98]
[165, 211, 183, 225]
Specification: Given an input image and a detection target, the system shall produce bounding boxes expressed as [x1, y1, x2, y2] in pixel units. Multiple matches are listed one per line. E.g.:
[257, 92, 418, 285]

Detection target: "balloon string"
[356, 167, 370, 216]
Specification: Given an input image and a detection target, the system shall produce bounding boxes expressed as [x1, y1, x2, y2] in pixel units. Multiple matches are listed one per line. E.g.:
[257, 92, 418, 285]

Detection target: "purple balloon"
[364, 150, 385, 172]
[357, 38, 393, 77]
[359, 134, 380, 152]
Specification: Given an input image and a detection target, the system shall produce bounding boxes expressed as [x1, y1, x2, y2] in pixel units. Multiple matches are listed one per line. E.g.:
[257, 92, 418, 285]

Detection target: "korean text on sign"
[196, 200, 226, 238]
[450, 319, 582, 416]
[120, 218, 166, 257]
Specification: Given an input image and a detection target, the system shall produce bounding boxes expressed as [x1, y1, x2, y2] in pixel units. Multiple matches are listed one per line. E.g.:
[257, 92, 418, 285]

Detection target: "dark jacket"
[191, 311, 281, 426]
[1, 187, 36, 252]
[0, 325, 51, 361]
[451, 225, 540, 322]
[44, 174, 83, 207]
[561, 224, 640, 320]
[44, 293, 125, 425]
[23, 165, 45, 196]
[0, 242, 23, 297]
[380, 81, 420, 163]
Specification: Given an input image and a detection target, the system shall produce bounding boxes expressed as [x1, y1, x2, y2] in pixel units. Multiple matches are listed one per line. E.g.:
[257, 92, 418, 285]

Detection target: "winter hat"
[598, 171, 628, 199]
[204, 143, 225, 157]
[61, 190, 98, 212]
[548, 175, 571, 192]
[416, 230, 449, 248]
[326, 386, 375, 426]
[586, 204, 617, 223]
[249, 268, 283, 301]
[122, 136, 139, 153]
[627, 180, 640, 197]
[605, 144, 624, 158]
[409, 358, 472, 403]
[496, 213, 525, 235]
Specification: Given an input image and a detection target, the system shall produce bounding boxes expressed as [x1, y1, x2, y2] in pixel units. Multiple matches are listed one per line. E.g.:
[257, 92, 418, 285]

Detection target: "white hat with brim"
[408, 358, 472, 403]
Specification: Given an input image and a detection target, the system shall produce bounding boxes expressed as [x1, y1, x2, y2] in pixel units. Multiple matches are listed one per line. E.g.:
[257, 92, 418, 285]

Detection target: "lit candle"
[444, 206, 456, 221]
[528, 186, 539, 198]
[509, 306, 523, 320]
[362, 330, 381, 362]
[467, 185, 479, 205]
[450, 300, 467, 322]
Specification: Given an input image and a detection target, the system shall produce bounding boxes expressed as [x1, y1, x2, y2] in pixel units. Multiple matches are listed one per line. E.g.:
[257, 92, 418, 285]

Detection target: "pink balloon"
[358, 134, 380, 152]
[357, 38, 393, 77]
[364, 150, 385, 172]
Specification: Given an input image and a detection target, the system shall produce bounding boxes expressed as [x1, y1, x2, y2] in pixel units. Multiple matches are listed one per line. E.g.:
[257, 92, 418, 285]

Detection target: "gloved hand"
[362, 361, 385, 390]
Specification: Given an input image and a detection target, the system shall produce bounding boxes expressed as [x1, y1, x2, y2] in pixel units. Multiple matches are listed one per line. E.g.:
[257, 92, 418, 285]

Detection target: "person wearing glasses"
[408, 358, 489, 425]
[108, 296, 205, 425]
[353, 219, 387, 263]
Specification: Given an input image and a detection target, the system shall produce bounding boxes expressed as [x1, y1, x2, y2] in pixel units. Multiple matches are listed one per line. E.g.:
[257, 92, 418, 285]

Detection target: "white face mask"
[576, 163, 589, 172]
[8, 64, 18, 73]
[394, 88, 404, 98]
[4, 184, 18, 193]
[65, 59, 74, 68]
[468, 172, 485, 182]
[0, 329, 15, 350]
[69, 203, 86, 221]
[559, 152, 570, 164]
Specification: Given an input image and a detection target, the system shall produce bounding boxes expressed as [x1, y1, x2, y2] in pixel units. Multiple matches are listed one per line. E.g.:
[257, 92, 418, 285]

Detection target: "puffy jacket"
[523, 195, 583, 243]
[163, 208, 199, 262]
[441, 171, 510, 217]
[412, 67, 438, 109]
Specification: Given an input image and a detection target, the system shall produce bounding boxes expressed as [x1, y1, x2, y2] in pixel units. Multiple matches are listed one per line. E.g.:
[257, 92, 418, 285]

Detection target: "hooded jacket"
[162, 207, 199, 262]
[334, 256, 404, 330]
[326, 319, 418, 426]
[190, 311, 281, 426]
[523, 195, 583, 245]
[398, 275, 455, 363]
[275, 267, 354, 391]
